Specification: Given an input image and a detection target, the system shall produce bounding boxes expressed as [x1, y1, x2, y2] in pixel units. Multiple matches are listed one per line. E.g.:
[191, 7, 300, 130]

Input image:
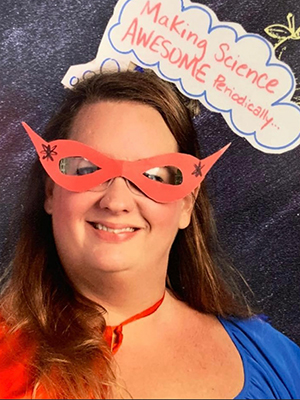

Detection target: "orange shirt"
[0, 320, 37, 398]
[0, 295, 165, 398]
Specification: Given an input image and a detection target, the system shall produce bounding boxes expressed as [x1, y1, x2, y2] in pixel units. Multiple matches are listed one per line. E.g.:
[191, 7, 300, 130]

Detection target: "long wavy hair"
[0, 70, 253, 398]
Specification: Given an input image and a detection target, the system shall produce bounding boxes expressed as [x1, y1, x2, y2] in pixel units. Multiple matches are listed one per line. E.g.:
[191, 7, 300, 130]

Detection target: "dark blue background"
[0, 0, 299, 343]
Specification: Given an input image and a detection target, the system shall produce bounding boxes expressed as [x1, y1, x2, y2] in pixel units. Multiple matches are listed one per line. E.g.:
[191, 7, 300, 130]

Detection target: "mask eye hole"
[143, 166, 183, 185]
[59, 157, 100, 176]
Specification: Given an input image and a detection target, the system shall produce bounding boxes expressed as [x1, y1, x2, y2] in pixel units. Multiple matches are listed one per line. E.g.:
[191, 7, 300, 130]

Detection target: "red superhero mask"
[22, 122, 230, 203]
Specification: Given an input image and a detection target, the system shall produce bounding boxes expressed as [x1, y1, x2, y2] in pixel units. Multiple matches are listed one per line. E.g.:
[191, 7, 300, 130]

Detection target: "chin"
[88, 256, 135, 274]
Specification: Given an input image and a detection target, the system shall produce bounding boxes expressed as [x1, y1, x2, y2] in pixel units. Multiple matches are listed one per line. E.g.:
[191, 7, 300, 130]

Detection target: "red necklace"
[103, 293, 165, 354]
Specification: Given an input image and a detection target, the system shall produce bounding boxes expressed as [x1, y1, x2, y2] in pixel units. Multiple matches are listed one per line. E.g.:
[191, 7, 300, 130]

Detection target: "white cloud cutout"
[62, 0, 300, 154]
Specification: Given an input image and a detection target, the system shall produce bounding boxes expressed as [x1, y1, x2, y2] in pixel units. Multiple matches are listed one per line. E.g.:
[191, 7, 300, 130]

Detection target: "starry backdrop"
[0, 0, 299, 343]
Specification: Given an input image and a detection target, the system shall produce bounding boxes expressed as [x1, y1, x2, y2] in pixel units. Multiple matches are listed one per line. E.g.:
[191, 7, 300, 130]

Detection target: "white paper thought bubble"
[62, 0, 300, 154]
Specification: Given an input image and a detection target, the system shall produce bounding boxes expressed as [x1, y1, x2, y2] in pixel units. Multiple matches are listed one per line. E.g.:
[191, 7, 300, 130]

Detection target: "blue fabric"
[218, 317, 300, 399]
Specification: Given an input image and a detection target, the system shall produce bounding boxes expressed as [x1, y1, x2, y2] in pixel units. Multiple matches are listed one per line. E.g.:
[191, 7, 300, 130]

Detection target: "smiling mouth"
[89, 222, 137, 234]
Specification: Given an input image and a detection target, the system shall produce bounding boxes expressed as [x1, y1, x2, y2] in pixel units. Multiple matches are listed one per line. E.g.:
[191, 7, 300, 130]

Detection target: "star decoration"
[192, 162, 204, 178]
[40, 144, 58, 161]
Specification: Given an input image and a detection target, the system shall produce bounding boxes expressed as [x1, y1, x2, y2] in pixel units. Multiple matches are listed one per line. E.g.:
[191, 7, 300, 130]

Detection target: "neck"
[70, 268, 167, 326]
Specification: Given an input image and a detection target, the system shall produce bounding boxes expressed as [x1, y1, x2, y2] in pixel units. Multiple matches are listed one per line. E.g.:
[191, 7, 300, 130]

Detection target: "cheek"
[145, 201, 183, 232]
[142, 202, 183, 263]
[50, 190, 92, 265]
[52, 191, 74, 221]
[50, 189, 88, 236]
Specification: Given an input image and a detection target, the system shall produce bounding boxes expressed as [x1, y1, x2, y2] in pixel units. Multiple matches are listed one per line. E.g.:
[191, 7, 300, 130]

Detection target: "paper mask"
[22, 122, 230, 203]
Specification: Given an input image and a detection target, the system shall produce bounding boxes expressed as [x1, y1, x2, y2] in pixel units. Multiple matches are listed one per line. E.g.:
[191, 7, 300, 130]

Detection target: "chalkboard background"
[0, 0, 299, 344]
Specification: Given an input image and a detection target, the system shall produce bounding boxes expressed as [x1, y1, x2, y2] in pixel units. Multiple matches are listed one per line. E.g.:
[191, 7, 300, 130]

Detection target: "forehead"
[69, 101, 179, 160]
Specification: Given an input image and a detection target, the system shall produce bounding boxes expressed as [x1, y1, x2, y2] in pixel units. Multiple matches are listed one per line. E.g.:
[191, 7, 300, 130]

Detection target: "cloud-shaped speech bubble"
[62, 0, 300, 154]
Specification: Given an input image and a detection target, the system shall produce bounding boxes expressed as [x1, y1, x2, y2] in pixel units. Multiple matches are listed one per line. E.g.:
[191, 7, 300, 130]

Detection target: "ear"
[44, 177, 54, 215]
[178, 186, 200, 229]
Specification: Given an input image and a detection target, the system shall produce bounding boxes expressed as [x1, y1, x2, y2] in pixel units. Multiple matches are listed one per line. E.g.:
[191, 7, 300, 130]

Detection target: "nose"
[98, 177, 136, 213]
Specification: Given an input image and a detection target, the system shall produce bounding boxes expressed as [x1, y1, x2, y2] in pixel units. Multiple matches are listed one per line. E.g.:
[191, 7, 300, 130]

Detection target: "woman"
[0, 70, 299, 399]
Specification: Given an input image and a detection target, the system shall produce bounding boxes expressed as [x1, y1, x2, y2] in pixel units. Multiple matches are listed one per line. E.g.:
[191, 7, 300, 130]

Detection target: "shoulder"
[0, 317, 36, 398]
[220, 315, 299, 349]
[219, 316, 300, 399]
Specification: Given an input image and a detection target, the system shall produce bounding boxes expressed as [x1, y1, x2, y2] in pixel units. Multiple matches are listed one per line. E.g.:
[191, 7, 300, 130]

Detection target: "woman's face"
[44, 101, 195, 287]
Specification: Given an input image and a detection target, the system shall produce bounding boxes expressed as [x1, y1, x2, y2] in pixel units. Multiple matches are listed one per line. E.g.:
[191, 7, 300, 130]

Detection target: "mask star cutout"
[192, 162, 204, 178]
[40, 144, 58, 161]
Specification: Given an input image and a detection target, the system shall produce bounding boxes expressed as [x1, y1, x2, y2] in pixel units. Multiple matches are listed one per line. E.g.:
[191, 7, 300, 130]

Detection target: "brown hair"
[0, 70, 253, 398]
